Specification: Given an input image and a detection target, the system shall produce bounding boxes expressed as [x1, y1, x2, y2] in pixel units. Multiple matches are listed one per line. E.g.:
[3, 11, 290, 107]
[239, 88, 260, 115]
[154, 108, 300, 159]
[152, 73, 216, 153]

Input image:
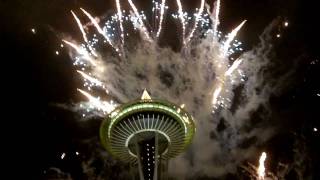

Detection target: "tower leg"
[130, 162, 136, 180]
[163, 158, 168, 180]
[153, 132, 158, 180]
[135, 139, 145, 180]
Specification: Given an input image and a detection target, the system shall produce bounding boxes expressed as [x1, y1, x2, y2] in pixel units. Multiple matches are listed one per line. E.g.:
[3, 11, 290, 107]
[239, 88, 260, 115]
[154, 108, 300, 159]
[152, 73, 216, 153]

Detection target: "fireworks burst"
[64, 0, 247, 114]
[258, 152, 267, 180]
[60, 0, 282, 178]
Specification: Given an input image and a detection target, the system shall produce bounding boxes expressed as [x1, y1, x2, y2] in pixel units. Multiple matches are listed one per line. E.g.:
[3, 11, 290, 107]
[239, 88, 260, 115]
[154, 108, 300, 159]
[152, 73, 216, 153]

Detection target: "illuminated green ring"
[100, 99, 195, 162]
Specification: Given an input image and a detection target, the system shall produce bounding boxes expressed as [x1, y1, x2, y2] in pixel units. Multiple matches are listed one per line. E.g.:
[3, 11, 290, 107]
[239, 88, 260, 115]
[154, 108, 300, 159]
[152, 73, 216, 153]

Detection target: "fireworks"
[128, 0, 152, 42]
[185, 0, 205, 44]
[258, 152, 267, 180]
[62, 0, 249, 115]
[31, 28, 36, 34]
[212, 85, 222, 106]
[241, 152, 273, 179]
[156, 0, 166, 38]
[60, 152, 66, 160]
[115, 0, 124, 46]
[222, 20, 246, 56]
[77, 89, 116, 113]
[80, 8, 116, 52]
[56, 0, 285, 178]
[225, 58, 243, 76]
[62, 40, 97, 66]
[71, 11, 88, 43]
[213, 0, 220, 36]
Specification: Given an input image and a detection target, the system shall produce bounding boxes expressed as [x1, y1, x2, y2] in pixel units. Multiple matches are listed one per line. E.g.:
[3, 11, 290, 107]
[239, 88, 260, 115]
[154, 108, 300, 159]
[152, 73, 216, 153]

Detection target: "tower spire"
[141, 89, 152, 100]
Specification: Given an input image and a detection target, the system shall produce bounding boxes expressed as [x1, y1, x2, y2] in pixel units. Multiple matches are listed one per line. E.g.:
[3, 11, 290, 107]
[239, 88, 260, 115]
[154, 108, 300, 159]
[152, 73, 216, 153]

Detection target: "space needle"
[100, 90, 195, 180]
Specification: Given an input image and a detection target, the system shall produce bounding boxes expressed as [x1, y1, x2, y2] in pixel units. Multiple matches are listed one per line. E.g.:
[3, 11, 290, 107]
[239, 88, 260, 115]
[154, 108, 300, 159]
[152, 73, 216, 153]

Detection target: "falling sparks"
[257, 152, 267, 180]
[276, 34, 281, 38]
[284, 21, 289, 27]
[317, 93, 320, 97]
[55, 51, 60, 55]
[314, 128, 318, 132]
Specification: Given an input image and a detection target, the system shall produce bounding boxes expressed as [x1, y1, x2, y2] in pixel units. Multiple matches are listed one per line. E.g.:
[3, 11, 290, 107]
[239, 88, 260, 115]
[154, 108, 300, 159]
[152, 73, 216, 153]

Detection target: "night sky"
[2, 0, 319, 179]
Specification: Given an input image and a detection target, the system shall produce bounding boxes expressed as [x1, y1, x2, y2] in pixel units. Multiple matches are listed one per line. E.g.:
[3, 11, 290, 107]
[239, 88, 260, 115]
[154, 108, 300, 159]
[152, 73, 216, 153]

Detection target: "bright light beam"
[62, 40, 97, 66]
[71, 10, 88, 43]
[128, 0, 152, 41]
[80, 8, 115, 49]
[115, 0, 125, 45]
[213, 0, 220, 36]
[225, 59, 243, 76]
[212, 85, 222, 106]
[78, 89, 116, 113]
[176, 0, 186, 44]
[156, 0, 166, 38]
[185, 0, 205, 44]
[257, 152, 267, 180]
[222, 20, 246, 56]
[61, 153, 66, 160]
[77, 70, 104, 86]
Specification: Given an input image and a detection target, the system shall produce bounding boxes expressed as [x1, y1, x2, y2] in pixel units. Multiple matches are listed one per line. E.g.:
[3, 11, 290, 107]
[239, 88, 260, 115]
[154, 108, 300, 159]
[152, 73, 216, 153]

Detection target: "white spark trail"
[128, 0, 153, 41]
[60, 153, 66, 160]
[212, 58, 243, 108]
[71, 11, 98, 57]
[185, 0, 205, 44]
[78, 89, 116, 113]
[156, 0, 166, 38]
[225, 59, 243, 76]
[176, 0, 186, 44]
[62, 40, 97, 66]
[80, 8, 115, 48]
[222, 20, 246, 56]
[77, 70, 104, 86]
[115, 0, 124, 45]
[213, 0, 220, 36]
[71, 10, 88, 43]
[212, 85, 222, 106]
[257, 152, 267, 180]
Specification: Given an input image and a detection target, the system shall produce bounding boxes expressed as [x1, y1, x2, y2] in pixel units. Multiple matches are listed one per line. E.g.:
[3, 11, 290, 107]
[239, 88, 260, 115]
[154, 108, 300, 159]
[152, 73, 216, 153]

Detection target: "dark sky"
[2, 0, 319, 179]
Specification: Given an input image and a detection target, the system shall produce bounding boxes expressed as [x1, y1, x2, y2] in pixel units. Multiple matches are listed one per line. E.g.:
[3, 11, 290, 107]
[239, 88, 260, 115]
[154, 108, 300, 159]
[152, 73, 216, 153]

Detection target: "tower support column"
[135, 138, 145, 180]
[153, 132, 158, 180]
